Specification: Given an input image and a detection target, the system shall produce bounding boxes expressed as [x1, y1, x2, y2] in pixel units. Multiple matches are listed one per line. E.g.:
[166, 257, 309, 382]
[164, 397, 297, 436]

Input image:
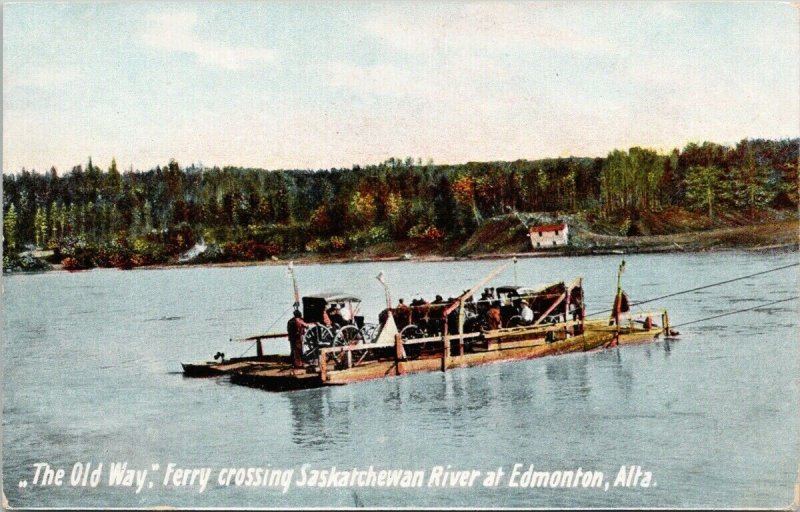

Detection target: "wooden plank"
[533, 292, 566, 325]
[319, 351, 328, 382]
[441, 332, 449, 372]
[482, 324, 554, 339]
[318, 332, 481, 359]
[236, 332, 289, 341]
[481, 337, 548, 351]
[321, 329, 640, 385]
[442, 260, 514, 317]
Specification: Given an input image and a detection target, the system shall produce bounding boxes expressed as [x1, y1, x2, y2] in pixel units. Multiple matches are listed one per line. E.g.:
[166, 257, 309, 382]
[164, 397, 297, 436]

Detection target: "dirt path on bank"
[569, 220, 798, 252]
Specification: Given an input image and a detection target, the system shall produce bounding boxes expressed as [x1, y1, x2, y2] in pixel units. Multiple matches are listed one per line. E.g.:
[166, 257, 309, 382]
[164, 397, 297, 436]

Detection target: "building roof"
[530, 223, 566, 233]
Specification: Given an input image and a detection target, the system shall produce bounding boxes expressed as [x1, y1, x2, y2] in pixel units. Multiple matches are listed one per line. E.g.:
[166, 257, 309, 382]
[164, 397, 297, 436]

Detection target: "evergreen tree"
[730, 147, 776, 217]
[34, 207, 48, 247]
[684, 166, 728, 219]
[4, 204, 18, 252]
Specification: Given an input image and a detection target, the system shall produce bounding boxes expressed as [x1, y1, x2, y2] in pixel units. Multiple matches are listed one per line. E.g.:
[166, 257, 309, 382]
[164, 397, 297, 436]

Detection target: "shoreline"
[76, 218, 800, 271]
[15, 240, 798, 275]
[5, 220, 798, 274]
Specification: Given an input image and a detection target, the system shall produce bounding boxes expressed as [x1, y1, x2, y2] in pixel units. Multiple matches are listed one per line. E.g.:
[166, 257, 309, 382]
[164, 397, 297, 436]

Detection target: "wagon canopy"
[495, 285, 523, 295]
[303, 292, 362, 303]
[302, 292, 362, 324]
[496, 283, 563, 297]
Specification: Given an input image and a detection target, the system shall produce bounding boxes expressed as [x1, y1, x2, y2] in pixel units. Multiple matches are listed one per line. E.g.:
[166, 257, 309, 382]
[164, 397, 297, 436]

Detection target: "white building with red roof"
[528, 223, 568, 249]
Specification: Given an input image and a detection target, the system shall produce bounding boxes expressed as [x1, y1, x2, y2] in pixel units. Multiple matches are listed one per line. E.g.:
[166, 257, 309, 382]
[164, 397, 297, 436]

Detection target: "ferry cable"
[584, 262, 799, 318]
[668, 295, 798, 329]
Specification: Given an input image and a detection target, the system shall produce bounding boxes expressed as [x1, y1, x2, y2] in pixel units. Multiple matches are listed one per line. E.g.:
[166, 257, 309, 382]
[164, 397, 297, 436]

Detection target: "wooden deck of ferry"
[181, 354, 284, 377]
[227, 315, 671, 391]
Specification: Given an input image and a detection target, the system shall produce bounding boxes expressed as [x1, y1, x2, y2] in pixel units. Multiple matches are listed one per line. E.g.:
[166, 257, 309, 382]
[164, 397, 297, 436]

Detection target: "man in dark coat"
[287, 310, 307, 369]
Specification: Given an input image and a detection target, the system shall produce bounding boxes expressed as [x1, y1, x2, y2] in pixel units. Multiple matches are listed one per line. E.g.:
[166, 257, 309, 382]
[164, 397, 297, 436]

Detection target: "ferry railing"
[232, 332, 289, 357]
[318, 331, 480, 379]
[318, 311, 669, 380]
[318, 321, 575, 377]
[582, 311, 665, 331]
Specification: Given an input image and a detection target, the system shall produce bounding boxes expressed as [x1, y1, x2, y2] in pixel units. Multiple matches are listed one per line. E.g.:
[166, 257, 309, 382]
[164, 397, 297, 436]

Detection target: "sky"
[3, 1, 799, 173]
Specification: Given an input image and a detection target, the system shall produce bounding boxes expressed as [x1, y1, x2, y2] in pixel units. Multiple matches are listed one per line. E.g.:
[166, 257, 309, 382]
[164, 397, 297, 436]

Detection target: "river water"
[3, 251, 798, 508]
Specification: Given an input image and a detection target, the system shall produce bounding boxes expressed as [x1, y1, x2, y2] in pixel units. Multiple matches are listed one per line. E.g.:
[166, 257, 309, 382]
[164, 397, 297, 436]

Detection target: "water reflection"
[383, 381, 403, 407]
[286, 387, 354, 448]
[603, 348, 634, 398]
[544, 355, 591, 401]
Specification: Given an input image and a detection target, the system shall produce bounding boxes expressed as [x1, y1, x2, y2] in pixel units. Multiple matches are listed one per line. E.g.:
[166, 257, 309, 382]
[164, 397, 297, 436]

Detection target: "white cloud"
[140, 11, 276, 71]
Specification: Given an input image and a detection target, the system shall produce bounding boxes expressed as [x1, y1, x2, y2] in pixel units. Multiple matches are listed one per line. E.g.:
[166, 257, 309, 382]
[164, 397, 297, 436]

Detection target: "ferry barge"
[182, 260, 675, 391]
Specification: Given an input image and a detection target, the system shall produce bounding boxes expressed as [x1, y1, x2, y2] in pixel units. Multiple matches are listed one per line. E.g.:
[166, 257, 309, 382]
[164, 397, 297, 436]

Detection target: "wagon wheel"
[344, 323, 378, 367]
[360, 323, 379, 344]
[400, 324, 425, 359]
[302, 324, 333, 363]
[334, 325, 364, 346]
[328, 325, 364, 369]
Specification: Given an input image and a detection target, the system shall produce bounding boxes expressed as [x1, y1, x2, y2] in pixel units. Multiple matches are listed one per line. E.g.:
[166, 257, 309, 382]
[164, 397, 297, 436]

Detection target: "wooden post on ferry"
[395, 333, 405, 375]
[612, 260, 625, 347]
[319, 350, 327, 382]
[458, 301, 465, 356]
[564, 283, 571, 337]
[441, 321, 450, 372]
[579, 277, 585, 335]
[256, 338, 264, 357]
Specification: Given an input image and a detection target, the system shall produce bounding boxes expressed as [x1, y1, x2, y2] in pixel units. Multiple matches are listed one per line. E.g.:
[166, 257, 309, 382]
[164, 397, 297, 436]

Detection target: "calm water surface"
[3, 251, 798, 508]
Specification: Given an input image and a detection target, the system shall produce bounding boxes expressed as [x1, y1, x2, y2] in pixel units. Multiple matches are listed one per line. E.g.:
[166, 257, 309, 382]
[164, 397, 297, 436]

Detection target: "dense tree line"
[2, 138, 797, 270]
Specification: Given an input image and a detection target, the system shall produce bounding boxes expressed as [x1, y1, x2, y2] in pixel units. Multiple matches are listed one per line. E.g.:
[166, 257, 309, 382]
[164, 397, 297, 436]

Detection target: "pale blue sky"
[3, 1, 798, 173]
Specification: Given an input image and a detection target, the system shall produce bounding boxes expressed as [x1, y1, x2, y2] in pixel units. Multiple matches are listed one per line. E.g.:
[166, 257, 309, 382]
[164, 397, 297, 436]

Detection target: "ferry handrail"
[319, 331, 483, 356]
[231, 332, 288, 342]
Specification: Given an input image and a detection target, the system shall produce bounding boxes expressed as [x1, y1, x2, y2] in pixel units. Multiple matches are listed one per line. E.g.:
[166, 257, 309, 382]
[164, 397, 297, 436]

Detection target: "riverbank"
[231, 218, 799, 266]
[22, 219, 792, 273]
[5, 218, 797, 274]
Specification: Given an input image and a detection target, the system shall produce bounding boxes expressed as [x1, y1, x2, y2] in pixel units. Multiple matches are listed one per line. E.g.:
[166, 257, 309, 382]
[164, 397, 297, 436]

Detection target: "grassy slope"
[310, 209, 796, 264]
[457, 209, 798, 256]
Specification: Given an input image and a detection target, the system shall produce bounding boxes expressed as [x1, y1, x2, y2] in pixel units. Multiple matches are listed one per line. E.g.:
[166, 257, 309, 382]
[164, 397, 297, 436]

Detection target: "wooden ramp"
[181, 354, 289, 377]
[229, 365, 322, 391]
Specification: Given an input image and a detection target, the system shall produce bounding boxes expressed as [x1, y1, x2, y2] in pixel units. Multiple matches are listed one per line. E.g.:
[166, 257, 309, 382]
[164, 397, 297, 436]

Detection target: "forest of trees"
[2, 138, 797, 271]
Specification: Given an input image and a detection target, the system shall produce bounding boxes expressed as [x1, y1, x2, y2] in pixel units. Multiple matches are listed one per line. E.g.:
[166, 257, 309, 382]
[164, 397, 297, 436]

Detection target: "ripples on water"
[3, 251, 798, 508]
